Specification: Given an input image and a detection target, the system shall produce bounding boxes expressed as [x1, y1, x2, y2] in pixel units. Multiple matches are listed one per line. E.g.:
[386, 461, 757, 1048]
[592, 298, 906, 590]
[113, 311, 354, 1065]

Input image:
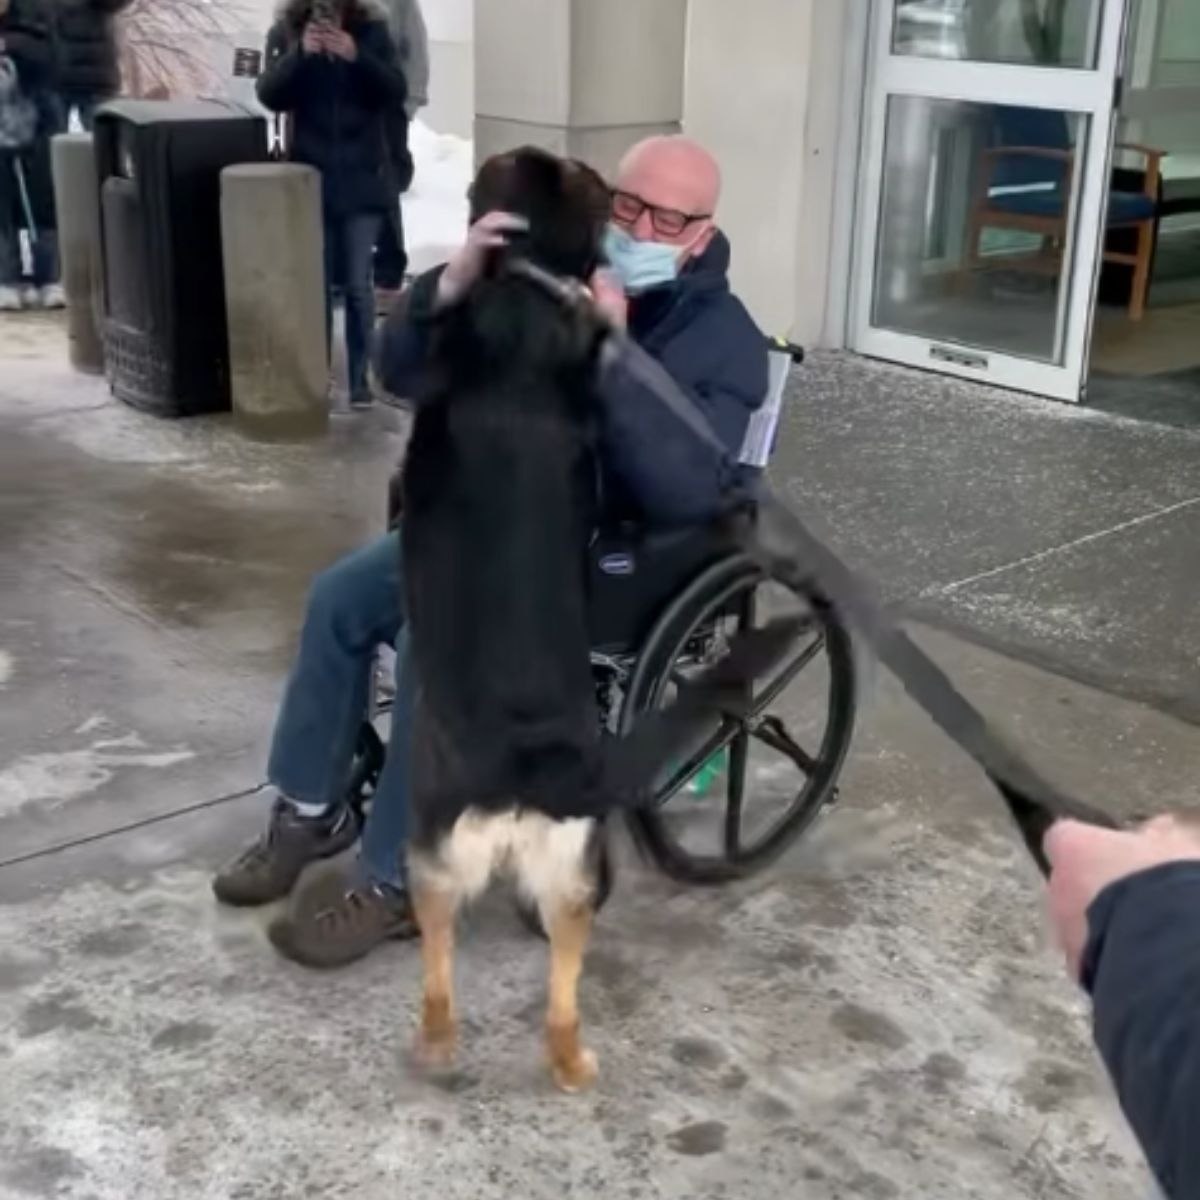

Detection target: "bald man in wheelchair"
[212, 135, 771, 968]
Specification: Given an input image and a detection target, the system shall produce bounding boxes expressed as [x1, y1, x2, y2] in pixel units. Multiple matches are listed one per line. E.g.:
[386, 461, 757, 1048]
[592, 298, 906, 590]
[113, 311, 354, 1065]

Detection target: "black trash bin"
[94, 100, 268, 417]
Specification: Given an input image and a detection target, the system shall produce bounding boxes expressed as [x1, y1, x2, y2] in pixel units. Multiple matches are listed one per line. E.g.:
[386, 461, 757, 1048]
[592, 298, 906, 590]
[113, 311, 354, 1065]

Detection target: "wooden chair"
[965, 107, 1164, 320]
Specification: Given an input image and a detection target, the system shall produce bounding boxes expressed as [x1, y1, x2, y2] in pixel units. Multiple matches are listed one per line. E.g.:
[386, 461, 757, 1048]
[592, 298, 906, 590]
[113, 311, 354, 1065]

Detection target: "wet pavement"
[780, 353, 1200, 722]
[2, 312, 1198, 1198]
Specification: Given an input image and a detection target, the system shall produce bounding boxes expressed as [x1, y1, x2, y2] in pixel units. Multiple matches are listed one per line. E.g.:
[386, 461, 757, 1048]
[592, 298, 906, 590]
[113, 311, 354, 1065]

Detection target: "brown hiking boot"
[211, 800, 360, 908]
[267, 870, 419, 969]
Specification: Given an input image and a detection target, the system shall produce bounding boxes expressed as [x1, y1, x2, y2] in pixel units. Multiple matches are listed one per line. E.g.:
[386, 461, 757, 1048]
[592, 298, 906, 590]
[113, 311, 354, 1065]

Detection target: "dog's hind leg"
[411, 880, 460, 1069]
[513, 814, 600, 1092]
[544, 899, 598, 1093]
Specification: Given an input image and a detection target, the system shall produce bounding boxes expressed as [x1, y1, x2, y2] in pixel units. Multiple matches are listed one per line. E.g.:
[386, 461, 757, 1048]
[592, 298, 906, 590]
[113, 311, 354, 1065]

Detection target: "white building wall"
[682, 0, 815, 341]
[424, 0, 475, 137]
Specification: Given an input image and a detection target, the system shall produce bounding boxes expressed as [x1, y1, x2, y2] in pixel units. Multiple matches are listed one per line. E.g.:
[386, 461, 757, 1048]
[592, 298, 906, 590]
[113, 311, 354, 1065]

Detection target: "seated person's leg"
[359, 626, 415, 889]
[213, 531, 405, 906]
[268, 628, 419, 968]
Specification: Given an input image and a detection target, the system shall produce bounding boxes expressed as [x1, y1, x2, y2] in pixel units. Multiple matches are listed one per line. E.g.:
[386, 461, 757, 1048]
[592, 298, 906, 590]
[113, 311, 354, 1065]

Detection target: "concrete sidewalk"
[2, 318, 1197, 1198]
[777, 352, 1200, 723]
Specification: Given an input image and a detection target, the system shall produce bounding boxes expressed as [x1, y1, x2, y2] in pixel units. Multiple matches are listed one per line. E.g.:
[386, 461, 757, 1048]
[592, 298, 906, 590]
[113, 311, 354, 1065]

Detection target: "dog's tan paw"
[551, 1046, 598, 1094]
[412, 1025, 458, 1072]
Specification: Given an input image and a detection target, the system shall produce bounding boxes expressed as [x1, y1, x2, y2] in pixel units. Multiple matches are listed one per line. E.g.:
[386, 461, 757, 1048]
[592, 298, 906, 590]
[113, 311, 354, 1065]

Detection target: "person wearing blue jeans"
[213, 136, 769, 968]
[212, 531, 419, 967]
[266, 532, 412, 888]
[324, 211, 382, 405]
[256, 0, 406, 410]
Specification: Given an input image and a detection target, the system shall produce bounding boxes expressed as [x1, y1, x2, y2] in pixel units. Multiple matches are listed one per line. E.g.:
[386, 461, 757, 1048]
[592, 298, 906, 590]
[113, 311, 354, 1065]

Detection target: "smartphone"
[311, 0, 337, 25]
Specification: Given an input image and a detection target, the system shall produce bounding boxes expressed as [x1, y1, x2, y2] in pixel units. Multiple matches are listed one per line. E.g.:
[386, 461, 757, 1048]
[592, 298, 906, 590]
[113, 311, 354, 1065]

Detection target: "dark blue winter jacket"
[257, 9, 406, 219]
[1083, 861, 1200, 1199]
[378, 232, 769, 527]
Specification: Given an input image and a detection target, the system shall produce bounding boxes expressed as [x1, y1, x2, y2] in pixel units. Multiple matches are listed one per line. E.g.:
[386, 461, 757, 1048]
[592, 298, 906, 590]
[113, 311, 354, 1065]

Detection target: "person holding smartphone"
[257, 0, 406, 410]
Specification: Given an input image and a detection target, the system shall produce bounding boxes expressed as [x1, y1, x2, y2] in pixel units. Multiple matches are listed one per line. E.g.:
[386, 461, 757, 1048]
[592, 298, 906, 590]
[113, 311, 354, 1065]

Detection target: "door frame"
[848, 0, 1133, 401]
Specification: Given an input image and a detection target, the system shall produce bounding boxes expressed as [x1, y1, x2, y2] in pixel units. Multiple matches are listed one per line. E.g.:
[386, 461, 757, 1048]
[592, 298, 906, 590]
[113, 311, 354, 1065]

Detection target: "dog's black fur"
[401, 148, 614, 852]
[400, 148, 805, 851]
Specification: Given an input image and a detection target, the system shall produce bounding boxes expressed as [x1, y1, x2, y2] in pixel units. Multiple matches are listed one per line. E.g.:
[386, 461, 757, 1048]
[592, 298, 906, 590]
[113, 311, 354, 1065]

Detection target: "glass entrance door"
[851, 0, 1131, 400]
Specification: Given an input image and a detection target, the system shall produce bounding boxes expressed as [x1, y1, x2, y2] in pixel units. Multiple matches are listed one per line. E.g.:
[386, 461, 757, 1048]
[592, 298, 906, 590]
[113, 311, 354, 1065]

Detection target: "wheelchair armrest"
[774, 338, 805, 365]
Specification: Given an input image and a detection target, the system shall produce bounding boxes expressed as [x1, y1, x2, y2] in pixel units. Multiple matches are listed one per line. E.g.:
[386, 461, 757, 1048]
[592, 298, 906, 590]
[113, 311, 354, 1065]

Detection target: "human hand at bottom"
[1045, 815, 1200, 980]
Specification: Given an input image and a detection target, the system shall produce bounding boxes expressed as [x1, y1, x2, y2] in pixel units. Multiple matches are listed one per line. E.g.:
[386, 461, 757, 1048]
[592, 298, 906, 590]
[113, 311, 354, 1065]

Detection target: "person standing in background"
[257, 0, 406, 411]
[372, 0, 426, 305]
[0, 0, 62, 310]
[49, 0, 132, 129]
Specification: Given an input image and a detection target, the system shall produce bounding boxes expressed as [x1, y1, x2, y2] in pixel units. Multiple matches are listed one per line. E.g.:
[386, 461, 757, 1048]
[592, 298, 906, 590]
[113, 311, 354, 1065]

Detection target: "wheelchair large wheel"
[619, 555, 856, 884]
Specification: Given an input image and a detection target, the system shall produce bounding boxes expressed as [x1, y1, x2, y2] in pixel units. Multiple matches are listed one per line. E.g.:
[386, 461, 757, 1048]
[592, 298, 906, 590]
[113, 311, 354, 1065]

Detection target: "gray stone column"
[474, 0, 687, 177]
[220, 164, 328, 439]
[50, 133, 104, 374]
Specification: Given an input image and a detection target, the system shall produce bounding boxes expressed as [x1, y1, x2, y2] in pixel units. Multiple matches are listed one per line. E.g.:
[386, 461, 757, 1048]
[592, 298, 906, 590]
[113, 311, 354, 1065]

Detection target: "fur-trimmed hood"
[275, 0, 387, 35]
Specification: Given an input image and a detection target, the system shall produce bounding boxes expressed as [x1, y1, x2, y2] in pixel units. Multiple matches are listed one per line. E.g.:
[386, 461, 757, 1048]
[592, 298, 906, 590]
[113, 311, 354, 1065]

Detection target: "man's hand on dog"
[589, 268, 628, 329]
[436, 212, 530, 308]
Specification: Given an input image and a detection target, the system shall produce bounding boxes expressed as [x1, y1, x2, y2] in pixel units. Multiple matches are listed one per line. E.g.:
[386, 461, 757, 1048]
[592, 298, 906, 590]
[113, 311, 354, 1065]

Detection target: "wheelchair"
[348, 343, 858, 884]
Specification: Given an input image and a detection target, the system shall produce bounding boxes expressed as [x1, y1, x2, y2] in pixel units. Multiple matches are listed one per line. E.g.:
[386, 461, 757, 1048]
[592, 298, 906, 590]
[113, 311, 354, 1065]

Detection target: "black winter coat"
[257, 9, 406, 219]
[0, 2, 56, 227]
[51, 0, 132, 98]
[0, 0, 54, 93]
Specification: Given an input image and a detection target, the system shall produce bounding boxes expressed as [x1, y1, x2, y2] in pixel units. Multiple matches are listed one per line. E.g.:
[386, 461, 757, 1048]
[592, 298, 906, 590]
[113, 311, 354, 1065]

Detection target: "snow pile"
[402, 119, 473, 274]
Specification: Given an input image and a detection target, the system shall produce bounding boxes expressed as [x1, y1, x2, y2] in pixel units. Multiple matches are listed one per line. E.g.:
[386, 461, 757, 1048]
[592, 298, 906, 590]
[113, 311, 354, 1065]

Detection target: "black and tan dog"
[399, 147, 797, 1092]
[400, 147, 616, 1093]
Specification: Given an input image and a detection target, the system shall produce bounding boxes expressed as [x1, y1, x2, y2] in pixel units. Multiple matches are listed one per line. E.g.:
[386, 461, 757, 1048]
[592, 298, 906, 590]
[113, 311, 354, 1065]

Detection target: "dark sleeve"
[596, 339, 747, 527]
[256, 24, 308, 112]
[596, 311, 768, 527]
[1083, 861, 1200, 1199]
[348, 22, 407, 107]
[92, 0, 136, 13]
[657, 309, 769, 467]
[3, 11, 53, 84]
[375, 267, 446, 403]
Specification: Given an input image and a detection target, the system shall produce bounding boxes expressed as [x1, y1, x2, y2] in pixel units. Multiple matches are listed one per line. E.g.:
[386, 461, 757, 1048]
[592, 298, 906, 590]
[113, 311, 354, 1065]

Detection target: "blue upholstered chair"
[965, 106, 1163, 319]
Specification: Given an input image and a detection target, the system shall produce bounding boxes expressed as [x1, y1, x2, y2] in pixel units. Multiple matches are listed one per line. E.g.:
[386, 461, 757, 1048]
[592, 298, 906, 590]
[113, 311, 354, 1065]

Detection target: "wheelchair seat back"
[588, 523, 737, 655]
[587, 344, 796, 655]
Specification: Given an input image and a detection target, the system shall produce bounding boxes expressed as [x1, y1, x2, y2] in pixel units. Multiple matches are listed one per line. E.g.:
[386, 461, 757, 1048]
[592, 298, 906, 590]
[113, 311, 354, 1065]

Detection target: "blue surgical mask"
[603, 224, 681, 294]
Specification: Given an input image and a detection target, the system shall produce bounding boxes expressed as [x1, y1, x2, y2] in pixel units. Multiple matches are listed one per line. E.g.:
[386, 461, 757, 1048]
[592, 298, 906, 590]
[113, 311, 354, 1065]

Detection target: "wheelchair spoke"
[749, 634, 826, 716]
[724, 731, 749, 858]
[753, 714, 818, 776]
[654, 720, 742, 805]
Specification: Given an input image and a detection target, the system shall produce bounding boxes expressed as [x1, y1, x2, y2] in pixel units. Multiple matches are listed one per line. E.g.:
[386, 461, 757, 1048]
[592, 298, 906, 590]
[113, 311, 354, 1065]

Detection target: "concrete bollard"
[51, 133, 104, 374]
[220, 163, 328, 438]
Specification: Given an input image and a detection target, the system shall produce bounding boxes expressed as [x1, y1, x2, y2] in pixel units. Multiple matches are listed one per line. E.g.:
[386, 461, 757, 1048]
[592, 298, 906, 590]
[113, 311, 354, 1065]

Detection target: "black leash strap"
[604, 333, 1120, 875]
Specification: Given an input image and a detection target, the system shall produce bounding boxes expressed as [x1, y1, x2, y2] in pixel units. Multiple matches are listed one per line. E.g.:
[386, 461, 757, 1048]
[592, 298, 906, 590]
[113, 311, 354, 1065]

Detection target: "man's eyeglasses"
[610, 190, 711, 238]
